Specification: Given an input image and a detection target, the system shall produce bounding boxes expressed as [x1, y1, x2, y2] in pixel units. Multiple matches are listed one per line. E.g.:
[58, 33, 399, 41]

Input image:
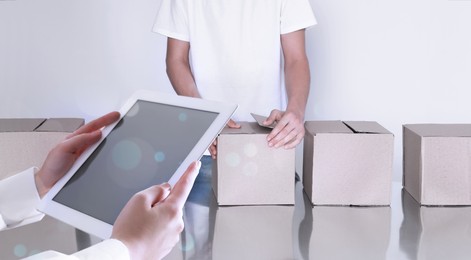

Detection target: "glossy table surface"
[2, 177, 471, 260]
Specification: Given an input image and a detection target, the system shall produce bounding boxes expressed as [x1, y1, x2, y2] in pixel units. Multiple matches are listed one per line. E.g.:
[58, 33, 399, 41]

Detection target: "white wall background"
[1, 0, 471, 182]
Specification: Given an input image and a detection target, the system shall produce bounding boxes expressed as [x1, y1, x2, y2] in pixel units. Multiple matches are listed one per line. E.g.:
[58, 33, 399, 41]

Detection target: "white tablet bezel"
[38, 89, 237, 239]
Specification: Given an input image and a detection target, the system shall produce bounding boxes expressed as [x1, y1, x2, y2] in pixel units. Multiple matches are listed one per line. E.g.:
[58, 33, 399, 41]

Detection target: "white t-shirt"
[154, 0, 317, 122]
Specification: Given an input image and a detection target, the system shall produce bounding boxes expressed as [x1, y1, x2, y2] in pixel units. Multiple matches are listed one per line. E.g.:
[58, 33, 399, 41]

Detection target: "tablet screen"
[52, 100, 218, 225]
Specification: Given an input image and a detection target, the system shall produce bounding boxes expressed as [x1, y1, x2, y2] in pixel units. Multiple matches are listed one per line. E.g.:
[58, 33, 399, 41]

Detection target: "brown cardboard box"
[212, 122, 295, 205]
[0, 118, 84, 180]
[303, 121, 394, 206]
[213, 205, 294, 259]
[403, 124, 471, 205]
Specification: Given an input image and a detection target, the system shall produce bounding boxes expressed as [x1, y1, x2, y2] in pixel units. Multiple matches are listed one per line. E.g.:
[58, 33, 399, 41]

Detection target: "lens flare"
[154, 151, 166, 162]
[244, 143, 258, 157]
[225, 152, 241, 167]
[243, 162, 258, 176]
[111, 140, 142, 171]
[13, 244, 27, 258]
[178, 112, 188, 122]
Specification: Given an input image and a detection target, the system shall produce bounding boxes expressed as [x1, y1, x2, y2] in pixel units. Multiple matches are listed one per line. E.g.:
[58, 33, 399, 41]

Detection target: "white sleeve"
[23, 239, 130, 260]
[152, 0, 190, 41]
[0, 167, 44, 230]
[281, 0, 317, 34]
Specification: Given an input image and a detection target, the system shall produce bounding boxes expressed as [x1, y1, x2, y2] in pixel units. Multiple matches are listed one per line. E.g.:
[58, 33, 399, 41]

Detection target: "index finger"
[67, 111, 120, 139]
[267, 117, 289, 143]
[165, 161, 201, 207]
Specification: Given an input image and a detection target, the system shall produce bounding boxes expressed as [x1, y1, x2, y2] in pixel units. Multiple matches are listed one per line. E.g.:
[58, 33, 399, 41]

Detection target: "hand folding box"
[303, 121, 394, 206]
[212, 122, 295, 205]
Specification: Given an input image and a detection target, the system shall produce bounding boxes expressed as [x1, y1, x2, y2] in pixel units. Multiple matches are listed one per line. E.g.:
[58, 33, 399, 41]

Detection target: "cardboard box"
[303, 121, 394, 206]
[212, 122, 295, 205]
[309, 206, 391, 260]
[212, 205, 294, 259]
[401, 189, 471, 260]
[403, 124, 471, 205]
[0, 118, 84, 180]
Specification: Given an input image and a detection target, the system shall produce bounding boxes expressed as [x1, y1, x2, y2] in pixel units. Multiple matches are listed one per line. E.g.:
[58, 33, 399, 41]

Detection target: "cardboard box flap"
[304, 121, 353, 134]
[36, 118, 85, 132]
[221, 122, 270, 135]
[404, 124, 471, 137]
[0, 119, 46, 132]
[343, 121, 392, 134]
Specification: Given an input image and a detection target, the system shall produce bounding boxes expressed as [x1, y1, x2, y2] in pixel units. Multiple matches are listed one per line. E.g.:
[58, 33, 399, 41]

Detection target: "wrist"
[286, 106, 305, 120]
[113, 236, 144, 260]
[34, 170, 49, 198]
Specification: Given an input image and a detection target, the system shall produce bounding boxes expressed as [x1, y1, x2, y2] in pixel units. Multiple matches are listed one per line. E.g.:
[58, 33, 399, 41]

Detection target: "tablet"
[38, 90, 237, 239]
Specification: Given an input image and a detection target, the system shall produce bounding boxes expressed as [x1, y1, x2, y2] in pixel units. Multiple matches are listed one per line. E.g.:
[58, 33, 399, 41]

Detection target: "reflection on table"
[400, 189, 471, 260]
[2, 176, 471, 259]
[166, 175, 392, 260]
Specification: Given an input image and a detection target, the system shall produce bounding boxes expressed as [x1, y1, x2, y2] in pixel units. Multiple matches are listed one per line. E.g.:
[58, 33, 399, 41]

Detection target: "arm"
[112, 161, 201, 260]
[27, 162, 200, 260]
[166, 38, 200, 98]
[265, 29, 311, 149]
[24, 239, 129, 260]
[0, 112, 120, 231]
[0, 168, 43, 230]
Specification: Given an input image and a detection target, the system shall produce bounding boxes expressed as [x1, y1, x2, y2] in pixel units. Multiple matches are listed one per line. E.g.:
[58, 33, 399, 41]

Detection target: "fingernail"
[162, 182, 171, 190]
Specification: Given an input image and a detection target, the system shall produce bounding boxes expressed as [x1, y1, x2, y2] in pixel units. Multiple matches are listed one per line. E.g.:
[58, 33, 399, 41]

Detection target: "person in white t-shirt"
[153, 1, 317, 258]
[0, 112, 200, 260]
[154, 0, 317, 155]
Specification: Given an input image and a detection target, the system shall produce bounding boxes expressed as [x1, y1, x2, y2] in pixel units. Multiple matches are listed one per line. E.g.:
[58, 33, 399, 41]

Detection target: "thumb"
[227, 119, 241, 129]
[61, 130, 102, 155]
[264, 109, 281, 125]
[134, 184, 172, 208]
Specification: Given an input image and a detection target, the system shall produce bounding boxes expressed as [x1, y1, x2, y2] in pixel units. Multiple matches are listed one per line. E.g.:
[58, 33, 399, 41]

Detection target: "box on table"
[212, 122, 295, 205]
[403, 124, 471, 206]
[303, 121, 394, 206]
[213, 205, 294, 259]
[0, 118, 84, 180]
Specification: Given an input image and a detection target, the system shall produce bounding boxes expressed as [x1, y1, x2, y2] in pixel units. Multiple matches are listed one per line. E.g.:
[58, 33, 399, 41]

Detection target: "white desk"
[1, 177, 470, 260]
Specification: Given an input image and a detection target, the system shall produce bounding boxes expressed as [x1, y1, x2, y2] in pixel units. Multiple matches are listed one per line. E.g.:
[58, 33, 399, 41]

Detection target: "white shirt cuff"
[0, 167, 43, 229]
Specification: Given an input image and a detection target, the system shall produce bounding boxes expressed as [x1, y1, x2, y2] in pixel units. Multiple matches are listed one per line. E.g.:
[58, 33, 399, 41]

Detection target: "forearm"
[284, 57, 311, 119]
[165, 38, 200, 98]
[166, 60, 200, 98]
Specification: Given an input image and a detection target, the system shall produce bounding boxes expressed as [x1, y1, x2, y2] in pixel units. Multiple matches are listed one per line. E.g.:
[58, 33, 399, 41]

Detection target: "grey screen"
[53, 100, 218, 225]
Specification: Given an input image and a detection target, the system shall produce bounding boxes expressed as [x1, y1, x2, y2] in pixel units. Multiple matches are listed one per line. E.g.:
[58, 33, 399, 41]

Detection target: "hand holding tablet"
[38, 90, 237, 239]
[35, 112, 120, 198]
[112, 161, 201, 260]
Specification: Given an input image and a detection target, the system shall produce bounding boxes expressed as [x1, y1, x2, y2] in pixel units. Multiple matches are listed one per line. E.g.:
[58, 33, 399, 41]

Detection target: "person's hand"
[111, 161, 201, 260]
[35, 112, 120, 198]
[209, 119, 240, 159]
[264, 109, 305, 149]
